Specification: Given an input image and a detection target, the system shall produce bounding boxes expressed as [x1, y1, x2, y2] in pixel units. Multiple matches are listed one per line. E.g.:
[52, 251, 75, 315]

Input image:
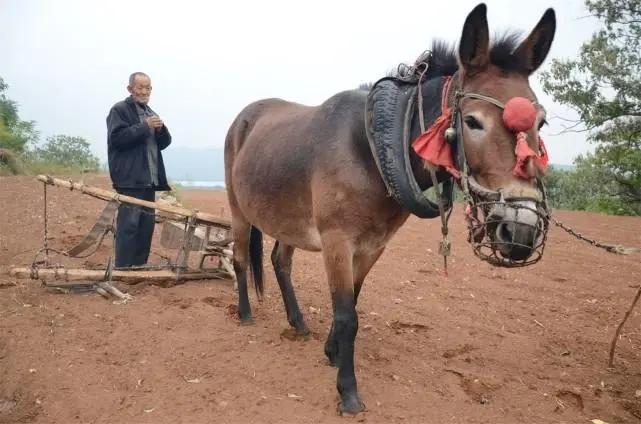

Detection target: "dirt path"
[1, 174, 640, 423]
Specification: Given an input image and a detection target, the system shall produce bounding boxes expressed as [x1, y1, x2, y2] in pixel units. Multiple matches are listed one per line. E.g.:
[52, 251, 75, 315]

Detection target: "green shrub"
[0, 148, 24, 174]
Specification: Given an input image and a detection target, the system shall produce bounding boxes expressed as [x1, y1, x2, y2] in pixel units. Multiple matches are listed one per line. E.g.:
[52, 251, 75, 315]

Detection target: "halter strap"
[457, 92, 541, 111]
[457, 92, 506, 109]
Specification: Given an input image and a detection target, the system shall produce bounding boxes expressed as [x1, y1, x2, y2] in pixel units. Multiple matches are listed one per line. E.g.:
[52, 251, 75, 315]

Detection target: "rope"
[430, 167, 453, 275]
[415, 64, 454, 275]
[416, 62, 430, 134]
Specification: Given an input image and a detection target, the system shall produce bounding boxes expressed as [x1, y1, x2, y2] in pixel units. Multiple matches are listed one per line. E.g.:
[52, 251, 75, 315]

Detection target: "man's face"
[127, 75, 152, 104]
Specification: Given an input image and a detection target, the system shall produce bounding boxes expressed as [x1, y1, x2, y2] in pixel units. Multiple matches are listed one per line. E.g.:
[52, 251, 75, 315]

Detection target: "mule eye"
[537, 119, 548, 130]
[464, 115, 483, 130]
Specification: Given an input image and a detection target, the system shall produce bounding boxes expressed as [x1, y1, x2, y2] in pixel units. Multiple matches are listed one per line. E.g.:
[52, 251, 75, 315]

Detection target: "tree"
[0, 76, 39, 152]
[0, 76, 102, 175]
[545, 157, 638, 215]
[540, 0, 641, 214]
[33, 135, 100, 170]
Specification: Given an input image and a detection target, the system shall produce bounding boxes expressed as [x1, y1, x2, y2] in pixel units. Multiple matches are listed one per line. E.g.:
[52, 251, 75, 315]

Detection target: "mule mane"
[398, 32, 527, 80]
[357, 32, 526, 91]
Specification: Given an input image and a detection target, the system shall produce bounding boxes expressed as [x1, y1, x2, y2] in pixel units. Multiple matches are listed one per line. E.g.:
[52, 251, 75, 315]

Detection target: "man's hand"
[145, 116, 164, 129]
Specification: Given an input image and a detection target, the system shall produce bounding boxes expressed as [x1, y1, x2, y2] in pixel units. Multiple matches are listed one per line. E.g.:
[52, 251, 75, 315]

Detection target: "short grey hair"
[128, 72, 150, 86]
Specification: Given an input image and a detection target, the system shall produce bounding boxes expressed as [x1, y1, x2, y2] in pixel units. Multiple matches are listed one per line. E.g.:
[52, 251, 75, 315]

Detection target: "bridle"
[417, 72, 551, 268]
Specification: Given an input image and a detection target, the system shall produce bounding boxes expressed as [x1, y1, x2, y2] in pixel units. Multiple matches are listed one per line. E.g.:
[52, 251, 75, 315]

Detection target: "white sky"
[1, 0, 597, 165]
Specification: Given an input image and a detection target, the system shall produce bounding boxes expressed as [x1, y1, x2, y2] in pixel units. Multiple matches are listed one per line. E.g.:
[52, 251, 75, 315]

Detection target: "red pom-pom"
[503, 97, 536, 132]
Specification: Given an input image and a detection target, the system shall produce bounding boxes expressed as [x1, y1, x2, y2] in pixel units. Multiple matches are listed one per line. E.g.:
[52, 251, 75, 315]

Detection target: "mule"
[224, 3, 556, 414]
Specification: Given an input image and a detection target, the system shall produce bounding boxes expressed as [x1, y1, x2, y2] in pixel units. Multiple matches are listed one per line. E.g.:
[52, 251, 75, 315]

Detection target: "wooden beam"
[96, 282, 133, 301]
[37, 175, 230, 229]
[9, 267, 232, 282]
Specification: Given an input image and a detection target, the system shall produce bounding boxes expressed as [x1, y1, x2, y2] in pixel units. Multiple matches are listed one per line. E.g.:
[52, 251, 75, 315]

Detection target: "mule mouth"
[466, 199, 549, 267]
[494, 221, 538, 261]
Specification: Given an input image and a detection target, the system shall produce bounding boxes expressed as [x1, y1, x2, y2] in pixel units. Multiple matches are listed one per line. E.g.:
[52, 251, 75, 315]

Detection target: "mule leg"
[353, 247, 385, 305]
[325, 247, 385, 366]
[271, 241, 310, 335]
[231, 216, 253, 323]
[322, 236, 364, 415]
[324, 322, 338, 367]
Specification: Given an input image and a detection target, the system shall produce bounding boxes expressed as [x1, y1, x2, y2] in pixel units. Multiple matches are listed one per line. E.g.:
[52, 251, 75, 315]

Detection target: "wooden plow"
[9, 175, 235, 300]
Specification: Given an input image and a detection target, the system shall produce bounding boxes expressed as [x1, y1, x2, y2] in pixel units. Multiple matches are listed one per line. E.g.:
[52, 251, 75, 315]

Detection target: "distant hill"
[162, 147, 575, 183]
[550, 163, 574, 171]
[163, 147, 225, 181]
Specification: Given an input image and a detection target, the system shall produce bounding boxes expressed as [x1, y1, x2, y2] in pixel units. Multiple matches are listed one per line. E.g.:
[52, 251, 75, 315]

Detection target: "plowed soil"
[1, 174, 640, 424]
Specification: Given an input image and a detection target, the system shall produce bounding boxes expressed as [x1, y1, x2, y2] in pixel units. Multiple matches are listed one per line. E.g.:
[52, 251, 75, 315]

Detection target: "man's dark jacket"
[107, 96, 171, 191]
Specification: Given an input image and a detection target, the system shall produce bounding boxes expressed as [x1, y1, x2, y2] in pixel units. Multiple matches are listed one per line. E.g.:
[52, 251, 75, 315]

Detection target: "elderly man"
[106, 72, 171, 268]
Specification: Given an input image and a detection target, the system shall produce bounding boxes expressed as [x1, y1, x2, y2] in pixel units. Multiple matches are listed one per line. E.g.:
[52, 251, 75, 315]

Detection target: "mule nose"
[495, 222, 536, 261]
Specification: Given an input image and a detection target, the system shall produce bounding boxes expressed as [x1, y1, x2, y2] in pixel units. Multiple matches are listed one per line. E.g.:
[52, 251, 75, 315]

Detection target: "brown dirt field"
[1, 174, 641, 424]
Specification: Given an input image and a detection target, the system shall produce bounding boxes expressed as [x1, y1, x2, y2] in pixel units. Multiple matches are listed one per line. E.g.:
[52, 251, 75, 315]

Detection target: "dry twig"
[609, 286, 641, 368]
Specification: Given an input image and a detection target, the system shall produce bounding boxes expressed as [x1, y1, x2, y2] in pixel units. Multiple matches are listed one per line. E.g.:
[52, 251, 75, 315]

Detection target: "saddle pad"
[365, 77, 443, 218]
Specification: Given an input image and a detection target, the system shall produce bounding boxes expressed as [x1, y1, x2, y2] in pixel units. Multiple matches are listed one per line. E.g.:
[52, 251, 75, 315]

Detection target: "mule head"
[455, 4, 556, 265]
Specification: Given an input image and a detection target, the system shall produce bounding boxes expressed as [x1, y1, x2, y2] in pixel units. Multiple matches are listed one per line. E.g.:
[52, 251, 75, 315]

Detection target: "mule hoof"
[297, 332, 312, 342]
[295, 325, 311, 337]
[280, 328, 310, 341]
[338, 395, 365, 416]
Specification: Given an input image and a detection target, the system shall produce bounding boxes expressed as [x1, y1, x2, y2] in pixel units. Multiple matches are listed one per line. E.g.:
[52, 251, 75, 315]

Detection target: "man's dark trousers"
[115, 188, 155, 268]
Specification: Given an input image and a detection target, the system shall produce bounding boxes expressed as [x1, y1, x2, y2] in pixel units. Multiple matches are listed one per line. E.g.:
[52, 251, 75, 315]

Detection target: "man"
[106, 72, 171, 268]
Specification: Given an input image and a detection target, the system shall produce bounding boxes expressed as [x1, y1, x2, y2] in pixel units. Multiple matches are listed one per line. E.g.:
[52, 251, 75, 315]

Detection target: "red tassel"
[535, 137, 549, 172]
[513, 133, 549, 179]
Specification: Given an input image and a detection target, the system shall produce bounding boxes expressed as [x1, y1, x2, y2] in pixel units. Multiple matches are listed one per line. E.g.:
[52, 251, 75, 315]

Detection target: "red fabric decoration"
[513, 135, 549, 179]
[411, 109, 461, 179]
[412, 77, 461, 179]
[503, 97, 537, 132]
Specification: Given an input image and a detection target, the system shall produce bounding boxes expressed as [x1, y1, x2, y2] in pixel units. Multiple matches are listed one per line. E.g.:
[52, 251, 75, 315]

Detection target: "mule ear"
[458, 3, 490, 75]
[514, 8, 556, 74]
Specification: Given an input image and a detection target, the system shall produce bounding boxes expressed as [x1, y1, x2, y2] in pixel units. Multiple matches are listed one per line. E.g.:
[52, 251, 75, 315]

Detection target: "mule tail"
[249, 225, 264, 300]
